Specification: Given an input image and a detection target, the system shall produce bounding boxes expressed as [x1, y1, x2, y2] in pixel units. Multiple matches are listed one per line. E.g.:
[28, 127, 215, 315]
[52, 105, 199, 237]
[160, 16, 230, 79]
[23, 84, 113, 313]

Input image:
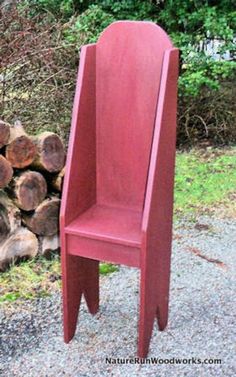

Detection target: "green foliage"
[20, 0, 93, 19]
[64, 0, 155, 44]
[99, 263, 119, 275]
[179, 59, 236, 97]
[21, 0, 236, 98]
[23, 0, 155, 21]
[158, 1, 236, 97]
[63, 0, 236, 97]
[93, 0, 155, 21]
[64, 5, 115, 44]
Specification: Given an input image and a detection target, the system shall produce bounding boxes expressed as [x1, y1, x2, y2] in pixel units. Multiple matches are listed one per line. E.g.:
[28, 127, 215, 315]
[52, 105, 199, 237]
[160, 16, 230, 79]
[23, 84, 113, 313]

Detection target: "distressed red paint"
[60, 21, 179, 357]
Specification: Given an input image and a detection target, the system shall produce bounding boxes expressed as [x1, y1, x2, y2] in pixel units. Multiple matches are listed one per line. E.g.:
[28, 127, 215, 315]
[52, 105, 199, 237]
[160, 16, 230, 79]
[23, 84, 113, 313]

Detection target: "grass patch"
[99, 263, 119, 275]
[174, 148, 236, 216]
[0, 255, 61, 304]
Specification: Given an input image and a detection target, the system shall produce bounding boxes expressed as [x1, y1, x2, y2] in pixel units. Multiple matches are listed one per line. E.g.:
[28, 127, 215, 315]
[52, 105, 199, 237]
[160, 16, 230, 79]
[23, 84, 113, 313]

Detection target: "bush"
[63, 5, 115, 44]
[177, 80, 236, 147]
[0, 5, 79, 140]
[1, 0, 235, 146]
[49, 0, 236, 146]
[19, 0, 92, 20]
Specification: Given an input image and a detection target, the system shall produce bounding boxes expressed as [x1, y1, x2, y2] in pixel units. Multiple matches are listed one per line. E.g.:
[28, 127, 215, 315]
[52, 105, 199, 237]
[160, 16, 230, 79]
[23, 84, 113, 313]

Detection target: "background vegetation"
[0, 0, 235, 146]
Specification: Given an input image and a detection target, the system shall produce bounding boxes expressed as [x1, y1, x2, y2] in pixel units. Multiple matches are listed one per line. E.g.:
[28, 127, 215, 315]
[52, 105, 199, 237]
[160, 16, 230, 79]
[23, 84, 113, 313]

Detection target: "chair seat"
[65, 204, 143, 248]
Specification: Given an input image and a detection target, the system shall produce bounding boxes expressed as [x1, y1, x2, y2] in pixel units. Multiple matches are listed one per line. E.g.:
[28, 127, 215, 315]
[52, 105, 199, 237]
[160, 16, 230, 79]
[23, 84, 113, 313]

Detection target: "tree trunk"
[0, 191, 21, 243]
[5, 121, 36, 168]
[0, 227, 38, 271]
[32, 132, 65, 173]
[51, 167, 65, 192]
[8, 170, 47, 211]
[0, 155, 13, 189]
[0, 120, 10, 148]
[22, 196, 60, 236]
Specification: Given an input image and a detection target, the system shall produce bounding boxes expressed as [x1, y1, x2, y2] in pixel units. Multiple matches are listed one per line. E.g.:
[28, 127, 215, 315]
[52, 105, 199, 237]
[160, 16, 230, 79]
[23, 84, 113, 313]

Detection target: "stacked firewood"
[0, 120, 65, 270]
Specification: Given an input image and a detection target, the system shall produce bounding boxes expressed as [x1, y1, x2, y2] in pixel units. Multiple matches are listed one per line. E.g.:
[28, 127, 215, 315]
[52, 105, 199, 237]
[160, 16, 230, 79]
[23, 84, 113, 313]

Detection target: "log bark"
[0, 204, 10, 243]
[32, 132, 65, 173]
[51, 166, 65, 192]
[40, 234, 60, 258]
[0, 191, 21, 243]
[8, 170, 47, 211]
[5, 121, 36, 168]
[0, 227, 38, 271]
[0, 155, 13, 188]
[22, 196, 60, 236]
[0, 120, 10, 148]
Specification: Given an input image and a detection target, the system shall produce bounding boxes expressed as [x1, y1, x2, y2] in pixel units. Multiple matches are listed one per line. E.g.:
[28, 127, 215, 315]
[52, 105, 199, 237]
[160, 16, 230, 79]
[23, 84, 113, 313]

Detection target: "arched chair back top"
[96, 21, 173, 210]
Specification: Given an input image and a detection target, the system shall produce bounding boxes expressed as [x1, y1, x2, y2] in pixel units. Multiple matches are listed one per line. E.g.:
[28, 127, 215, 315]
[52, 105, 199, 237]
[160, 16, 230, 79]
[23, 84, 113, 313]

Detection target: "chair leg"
[138, 249, 171, 357]
[156, 265, 170, 331]
[138, 266, 158, 358]
[155, 250, 171, 331]
[83, 258, 99, 315]
[62, 254, 99, 343]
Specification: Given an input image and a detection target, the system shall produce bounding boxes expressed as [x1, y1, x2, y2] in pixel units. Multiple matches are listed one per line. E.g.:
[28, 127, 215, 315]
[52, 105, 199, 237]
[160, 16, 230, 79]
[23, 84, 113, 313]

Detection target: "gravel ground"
[0, 215, 235, 377]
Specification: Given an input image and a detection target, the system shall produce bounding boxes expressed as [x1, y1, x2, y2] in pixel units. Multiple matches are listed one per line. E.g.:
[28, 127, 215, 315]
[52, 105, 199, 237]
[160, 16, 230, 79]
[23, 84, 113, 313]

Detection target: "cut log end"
[33, 132, 65, 173]
[23, 197, 60, 236]
[0, 121, 10, 148]
[0, 122, 64, 268]
[11, 171, 47, 211]
[40, 234, 60, 258]
[0, 227, 38, 271]
[6, 135, 36, 168]
[0, 155, 13, 189]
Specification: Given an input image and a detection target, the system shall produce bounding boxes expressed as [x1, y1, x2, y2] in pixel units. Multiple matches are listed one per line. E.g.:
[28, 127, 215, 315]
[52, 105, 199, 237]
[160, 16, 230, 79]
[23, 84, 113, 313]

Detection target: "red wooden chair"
[60, 21, 179, 358]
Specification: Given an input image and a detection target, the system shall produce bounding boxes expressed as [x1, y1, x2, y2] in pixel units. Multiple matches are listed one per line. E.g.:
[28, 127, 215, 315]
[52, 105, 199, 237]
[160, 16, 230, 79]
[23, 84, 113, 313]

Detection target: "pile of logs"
[0, 120, 65, 270]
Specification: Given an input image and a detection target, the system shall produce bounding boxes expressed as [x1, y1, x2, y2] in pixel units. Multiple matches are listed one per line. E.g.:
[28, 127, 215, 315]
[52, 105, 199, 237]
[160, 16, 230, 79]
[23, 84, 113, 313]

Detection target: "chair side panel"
[60, 44, 96, 226]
